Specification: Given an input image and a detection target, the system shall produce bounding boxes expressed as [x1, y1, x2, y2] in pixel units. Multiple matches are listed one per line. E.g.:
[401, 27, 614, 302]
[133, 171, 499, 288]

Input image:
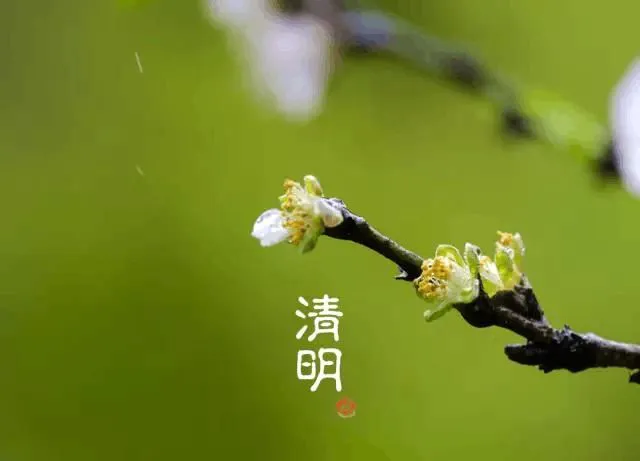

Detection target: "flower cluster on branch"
[252, 175, 640, 385]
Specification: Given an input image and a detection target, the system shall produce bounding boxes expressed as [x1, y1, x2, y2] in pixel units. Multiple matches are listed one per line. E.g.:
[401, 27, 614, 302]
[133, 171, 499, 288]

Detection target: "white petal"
[480, 261, 503, 288]
[204, 0, 272, 30]
[251, 209, 281, 238]
[251, 15, 333, 120]
[251, 209, 290, 247]
[610, 58, 640, 197]
[447, 265, 476, 303]
[611, 58, 640, 140]
[313, 199, 343, 228]
[617, 144, 640, 197]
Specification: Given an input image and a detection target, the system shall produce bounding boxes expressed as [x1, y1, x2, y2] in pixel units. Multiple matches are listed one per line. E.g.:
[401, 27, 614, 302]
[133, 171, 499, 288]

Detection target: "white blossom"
[251, 176, 343, 253]
[610, 57, 640, 197]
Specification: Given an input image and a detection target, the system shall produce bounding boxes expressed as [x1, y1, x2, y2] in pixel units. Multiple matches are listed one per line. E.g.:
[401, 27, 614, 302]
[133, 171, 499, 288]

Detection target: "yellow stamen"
[278, 177, 326, 247]
[421, 258, 434, 270]
[497, 231, 513, 247]
[416, 277, 446, 299]
[283, 179, 298, 190]
[283, 209, 312, 246]
[415, 256, 454, 299]
[430, 256, 453, 280]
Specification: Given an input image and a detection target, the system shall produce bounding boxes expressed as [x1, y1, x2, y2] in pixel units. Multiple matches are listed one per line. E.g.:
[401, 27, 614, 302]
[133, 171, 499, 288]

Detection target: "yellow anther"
[421, 258, 434, 270]
[497, 231, 513, 247]
[430, 256, 453, 280]
[415, 263, 450, 299]
[283, 179, 297, 190]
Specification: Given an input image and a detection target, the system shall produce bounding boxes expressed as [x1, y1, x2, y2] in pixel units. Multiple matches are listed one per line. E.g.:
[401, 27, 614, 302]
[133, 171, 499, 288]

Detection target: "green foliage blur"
[1, 0, 639, 460]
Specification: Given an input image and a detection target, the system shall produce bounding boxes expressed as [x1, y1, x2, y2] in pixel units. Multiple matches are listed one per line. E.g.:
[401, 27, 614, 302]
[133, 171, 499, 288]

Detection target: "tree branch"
[323, 197, 640, 385]
[323, 198, 423, 281]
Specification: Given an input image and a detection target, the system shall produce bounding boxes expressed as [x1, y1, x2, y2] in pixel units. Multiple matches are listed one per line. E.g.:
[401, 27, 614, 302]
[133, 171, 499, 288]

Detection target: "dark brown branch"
[323, 198, 423, 281]
[322, 197, 640, 385]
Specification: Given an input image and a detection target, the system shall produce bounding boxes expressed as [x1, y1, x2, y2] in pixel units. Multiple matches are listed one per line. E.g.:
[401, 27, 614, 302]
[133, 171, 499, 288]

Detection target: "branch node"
[504, 327, 597, 373]
[455, 279, 496, 328]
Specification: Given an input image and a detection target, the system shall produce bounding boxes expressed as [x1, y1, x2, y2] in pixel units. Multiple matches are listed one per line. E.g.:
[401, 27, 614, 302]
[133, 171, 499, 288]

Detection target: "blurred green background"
[1, 0, 640, 460]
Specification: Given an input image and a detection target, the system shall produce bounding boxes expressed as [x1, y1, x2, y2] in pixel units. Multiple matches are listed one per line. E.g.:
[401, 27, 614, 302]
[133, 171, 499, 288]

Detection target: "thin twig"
[323, 197, 640, 385]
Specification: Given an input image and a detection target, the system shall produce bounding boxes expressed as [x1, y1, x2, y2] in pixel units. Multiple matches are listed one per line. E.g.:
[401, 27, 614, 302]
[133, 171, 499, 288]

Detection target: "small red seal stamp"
[336, 397, 356, 418]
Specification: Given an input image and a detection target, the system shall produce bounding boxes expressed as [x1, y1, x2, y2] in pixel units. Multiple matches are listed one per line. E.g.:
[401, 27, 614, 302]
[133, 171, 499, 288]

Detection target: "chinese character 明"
[295, 295, 342, 342]
[296, 348, 343, 392]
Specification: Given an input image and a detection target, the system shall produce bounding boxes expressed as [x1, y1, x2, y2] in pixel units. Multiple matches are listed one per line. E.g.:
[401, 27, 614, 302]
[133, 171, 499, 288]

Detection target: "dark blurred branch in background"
[293, 0, 537, 137]
[323, 198, 640, 385]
